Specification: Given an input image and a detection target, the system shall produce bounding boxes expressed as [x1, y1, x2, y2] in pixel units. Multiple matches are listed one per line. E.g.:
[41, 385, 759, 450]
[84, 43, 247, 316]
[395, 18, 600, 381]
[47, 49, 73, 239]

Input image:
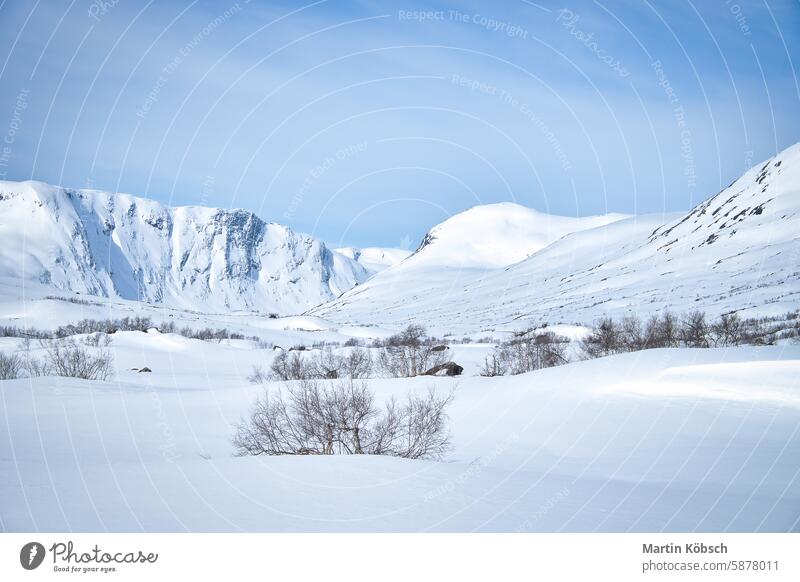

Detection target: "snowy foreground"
[2, 333, 798, 532]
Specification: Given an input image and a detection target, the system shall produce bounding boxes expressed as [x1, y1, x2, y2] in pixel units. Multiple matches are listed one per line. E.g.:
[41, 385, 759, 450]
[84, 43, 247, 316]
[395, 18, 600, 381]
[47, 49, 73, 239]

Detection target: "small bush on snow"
[0, 352, 23, 380]
[233, 379, 453, 459]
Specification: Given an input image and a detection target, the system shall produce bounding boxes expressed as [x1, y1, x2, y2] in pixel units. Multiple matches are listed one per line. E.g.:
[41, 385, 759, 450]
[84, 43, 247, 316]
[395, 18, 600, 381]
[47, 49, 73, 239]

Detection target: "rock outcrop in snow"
[0, 181, 368, 313]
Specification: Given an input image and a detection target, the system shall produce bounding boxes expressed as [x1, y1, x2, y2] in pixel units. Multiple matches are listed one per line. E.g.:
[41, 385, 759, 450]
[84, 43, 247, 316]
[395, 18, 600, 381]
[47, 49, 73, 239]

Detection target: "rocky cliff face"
[0, 181, 368, 314]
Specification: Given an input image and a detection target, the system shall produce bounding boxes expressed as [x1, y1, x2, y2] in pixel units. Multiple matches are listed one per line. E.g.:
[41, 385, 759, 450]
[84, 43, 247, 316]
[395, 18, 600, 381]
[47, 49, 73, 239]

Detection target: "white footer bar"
[1, 533, 797, 581]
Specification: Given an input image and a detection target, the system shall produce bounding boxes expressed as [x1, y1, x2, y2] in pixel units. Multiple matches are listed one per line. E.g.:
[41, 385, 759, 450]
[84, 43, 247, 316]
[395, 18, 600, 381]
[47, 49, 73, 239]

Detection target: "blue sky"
[1, 0, 798, 248]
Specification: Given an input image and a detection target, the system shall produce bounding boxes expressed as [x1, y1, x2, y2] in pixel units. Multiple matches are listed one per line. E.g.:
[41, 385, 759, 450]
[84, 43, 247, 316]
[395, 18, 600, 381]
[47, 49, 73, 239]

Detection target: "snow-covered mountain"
[0, 180, 369, 314]
[2, 143, 798, 330]
[405, 202, 628, 269]
[311, 203, 628, 331]
[313, 144, 800, 333]
[334, 246, 411, 275]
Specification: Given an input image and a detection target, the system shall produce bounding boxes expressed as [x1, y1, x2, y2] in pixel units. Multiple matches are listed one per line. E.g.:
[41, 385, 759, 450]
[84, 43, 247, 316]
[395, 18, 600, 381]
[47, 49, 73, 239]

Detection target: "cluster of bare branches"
[0, 338, 115, 381]
[251, 346, 374, 383]
[233, 379, 453, 460]
[43, 340, 114, 380]
[481, 330, 569, 376]
[0, 352, 23, 380]
[580, 309, 799, 359]
[378, 324, 447, 377]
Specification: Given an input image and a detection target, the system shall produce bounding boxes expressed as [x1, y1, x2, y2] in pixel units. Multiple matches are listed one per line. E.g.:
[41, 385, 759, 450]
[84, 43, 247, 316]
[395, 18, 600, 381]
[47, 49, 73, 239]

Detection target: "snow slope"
[0, 181, 369, 314]
[334, 246, 411, 275]
[1, 339, 798, 532]
[313, 144, 800, 333]
[408, 202, 628, 269]
[312, 203, 628, 332]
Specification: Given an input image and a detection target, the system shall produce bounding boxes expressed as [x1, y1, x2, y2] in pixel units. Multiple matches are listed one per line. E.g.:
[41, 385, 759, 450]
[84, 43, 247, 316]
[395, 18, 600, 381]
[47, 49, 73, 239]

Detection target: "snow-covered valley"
[1, 145, 799, 533]
[2, 332, 798, 532]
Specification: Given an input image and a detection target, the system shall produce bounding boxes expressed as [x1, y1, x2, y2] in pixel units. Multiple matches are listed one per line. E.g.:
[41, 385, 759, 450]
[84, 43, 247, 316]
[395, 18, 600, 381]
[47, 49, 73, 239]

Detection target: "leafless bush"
[0, 352, 23, 380]
[22, 353, 52, 377]
[580, 317, 620, 358]
[310, 347, 346, 379]
[252, 338, 273, 349]
[582, 311, 688, 358]
[681, 311, 709, 348]
[254, 346, 374, 383]
[185, 327, 245, 341]
[483, 331, 569, 376]
[232, 379, 453, 460]
[710, 313, 743, 346]
[44, 340, 114, 381]
[55, 316, 153, 337]
[0, 325, 49, 339]
[620, 315, 644, 351]
[44, 295, 94, 306]
[517, 332, 569, 372]
[342, 347, 373, 379]
[579, 309, 799, 359]
[656, 311, 680, 347]
[248, 365, 271, 384]
[379, 324, 447, 377]
[480, 351, 508, 377]
[83, 332, 111, 347]
[269, 351, 309, 381]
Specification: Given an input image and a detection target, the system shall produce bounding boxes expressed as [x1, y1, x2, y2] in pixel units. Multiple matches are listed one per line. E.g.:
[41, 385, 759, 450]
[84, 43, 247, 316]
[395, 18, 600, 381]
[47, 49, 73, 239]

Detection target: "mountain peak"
[0, 180, 368, 314]
[412, 202, 628, 270]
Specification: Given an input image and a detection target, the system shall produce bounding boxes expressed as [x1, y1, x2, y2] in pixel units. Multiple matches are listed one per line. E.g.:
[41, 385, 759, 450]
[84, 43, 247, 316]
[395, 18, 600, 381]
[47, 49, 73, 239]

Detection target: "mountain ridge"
[311, 143, 800, 333]
[0, 180, 369, 314]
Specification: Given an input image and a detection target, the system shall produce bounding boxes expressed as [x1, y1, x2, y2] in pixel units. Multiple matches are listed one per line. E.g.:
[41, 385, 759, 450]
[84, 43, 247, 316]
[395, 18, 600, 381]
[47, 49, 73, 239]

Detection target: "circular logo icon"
[20, 542, 46, 570]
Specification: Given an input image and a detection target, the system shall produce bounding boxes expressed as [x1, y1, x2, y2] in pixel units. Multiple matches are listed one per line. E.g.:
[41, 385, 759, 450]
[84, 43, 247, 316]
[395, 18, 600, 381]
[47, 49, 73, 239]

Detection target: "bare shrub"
[269, 350, 309, 381]
[23, 352, 52, 377]
[45, 340, 114, 381]
[233, 379, 453, 460]
[681, 311, 709, 348]
[55, 316, 152, 337]
[485, 331, 569, 375]
[83, 332, 111, 347]
[379, 324, 446, 377]
[248, 365, 271, 384]
[310, 347, 345, 379]
[619, 315, 644, 351]
[580, 317, 620, 358]
[386, 388, 453, 459]
[642, 314, 661, 349]
[342, 347, 373, 379]
[505, 332, 569, 374]
[0, 352, 23, 380]
[252, 338, 273, 349]
[1, 325, 49, 339]
[578, 308, 800, 361]
[480, 351, 508, 377]
[657, 311, 680, 347]
[710, 313, 743, 346]
[253, 346, 374, 383]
